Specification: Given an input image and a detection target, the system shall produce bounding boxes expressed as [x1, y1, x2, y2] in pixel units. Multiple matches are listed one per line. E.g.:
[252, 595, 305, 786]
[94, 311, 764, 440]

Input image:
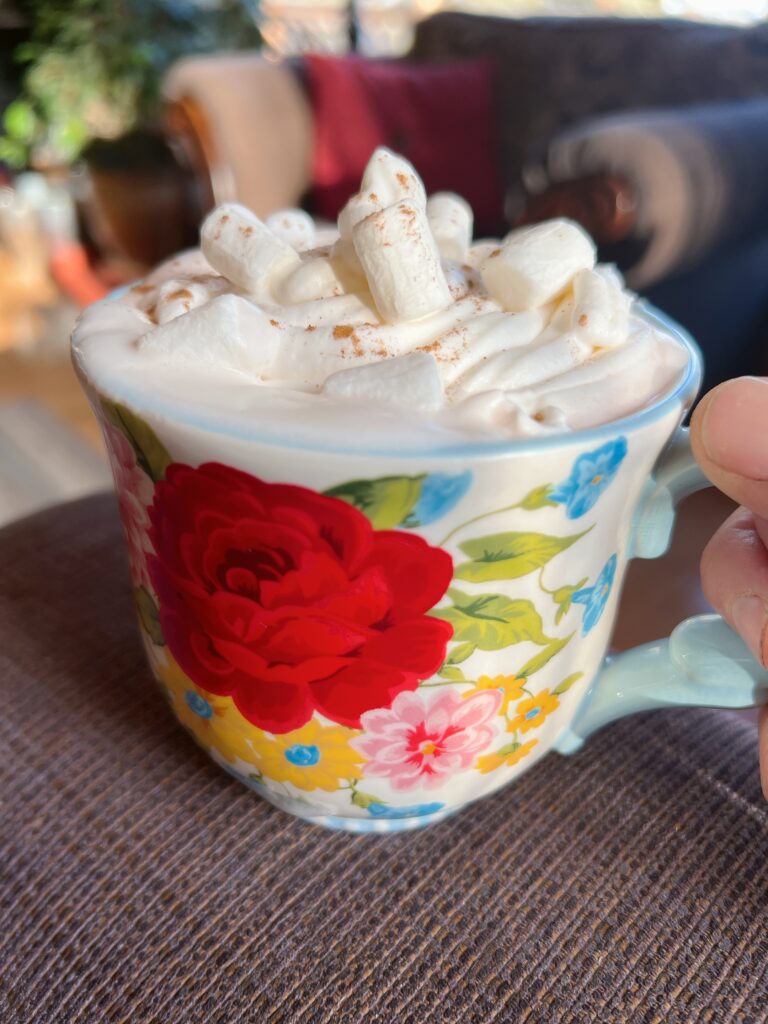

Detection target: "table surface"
[0, 338, 102, 452]
[2, 492, 766, 1024]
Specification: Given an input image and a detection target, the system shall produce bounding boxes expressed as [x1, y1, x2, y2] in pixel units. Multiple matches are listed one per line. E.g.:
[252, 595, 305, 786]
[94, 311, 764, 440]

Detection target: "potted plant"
[0, 0, 262, 171]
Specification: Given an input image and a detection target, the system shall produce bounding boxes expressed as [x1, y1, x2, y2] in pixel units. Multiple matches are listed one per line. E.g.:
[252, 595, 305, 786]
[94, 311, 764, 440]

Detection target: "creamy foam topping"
[72, 148, 688, 452]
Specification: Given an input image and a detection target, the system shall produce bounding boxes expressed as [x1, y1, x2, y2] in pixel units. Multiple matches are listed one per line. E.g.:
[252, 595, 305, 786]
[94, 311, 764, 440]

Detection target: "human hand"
[691, 377, 768, 798]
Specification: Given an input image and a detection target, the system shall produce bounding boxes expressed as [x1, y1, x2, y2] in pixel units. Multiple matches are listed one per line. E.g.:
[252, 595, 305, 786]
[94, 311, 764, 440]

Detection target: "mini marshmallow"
[338, 192, 382, 241]
[144, 248, 214, 285]
[313, 223, 342, 249]
[481, 219, 596, 312]
[353, 200, 452, 323]
[265, 208, 316, 251]
[360, 147, 426, 209]
[571, 267, 632, 347]
[426, 192, 473, 262]
[201, 203, 300, 297]
[465, 241, 499, 269]
[338, 147, 426, 239]
[443, 262, 470, 301]
[322, 351, 444, 410]
[139, 293, 277, 374]
[277, 257, 346, 305]
[329, 236, 370, 293]
[154, 277, 227, 325]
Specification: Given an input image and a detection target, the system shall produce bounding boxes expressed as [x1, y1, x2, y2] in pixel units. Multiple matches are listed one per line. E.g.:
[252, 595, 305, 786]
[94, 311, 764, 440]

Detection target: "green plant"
[0, 0, 261, 169]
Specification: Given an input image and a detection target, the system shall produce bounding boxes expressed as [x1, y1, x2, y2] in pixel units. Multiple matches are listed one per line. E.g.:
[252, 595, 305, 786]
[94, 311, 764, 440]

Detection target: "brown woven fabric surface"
[2, 494, 768, 1024]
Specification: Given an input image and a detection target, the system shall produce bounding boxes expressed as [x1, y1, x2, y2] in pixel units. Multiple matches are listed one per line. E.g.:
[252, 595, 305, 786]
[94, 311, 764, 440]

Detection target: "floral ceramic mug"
[75, 306, 768, 833]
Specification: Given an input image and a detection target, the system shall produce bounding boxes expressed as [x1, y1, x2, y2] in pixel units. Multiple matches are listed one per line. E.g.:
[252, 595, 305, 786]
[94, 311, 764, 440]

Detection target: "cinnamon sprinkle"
[333, 325, 355, 339]
[351, 332, 364, 357]
[213, 213, 229, 243]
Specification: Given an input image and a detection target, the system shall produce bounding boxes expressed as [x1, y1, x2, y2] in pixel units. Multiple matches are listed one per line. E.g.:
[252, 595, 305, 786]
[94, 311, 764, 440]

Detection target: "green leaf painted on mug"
[552, 671, 584, 696]
[437, 665, 466, 682]
[134, 586, 165, 646]
[517, 634, 573, 678]
[496, 741, 521, 757]
[101, 399, 171, 482]
[517, 484, 558, 510]
[324, 475, 425, 529]
[350, 788, 382, 810]
[431, 589, 553, 650]
[445, 641, 476, 665]
[552, 579, 589, 605]
[454, 530, 590, 583]
[552, 577, 589, 624]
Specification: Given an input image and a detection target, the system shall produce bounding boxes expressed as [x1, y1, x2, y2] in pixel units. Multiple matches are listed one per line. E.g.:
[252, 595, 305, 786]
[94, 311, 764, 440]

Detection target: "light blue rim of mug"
[90, 292, 702, 461]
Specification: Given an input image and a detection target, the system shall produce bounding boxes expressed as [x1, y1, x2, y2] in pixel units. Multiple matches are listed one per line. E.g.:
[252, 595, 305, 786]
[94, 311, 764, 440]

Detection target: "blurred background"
[1, 0, 767, 527]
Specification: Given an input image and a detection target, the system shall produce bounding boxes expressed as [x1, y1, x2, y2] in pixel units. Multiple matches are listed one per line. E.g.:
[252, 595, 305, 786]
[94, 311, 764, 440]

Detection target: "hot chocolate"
[72, 148, 686, 453]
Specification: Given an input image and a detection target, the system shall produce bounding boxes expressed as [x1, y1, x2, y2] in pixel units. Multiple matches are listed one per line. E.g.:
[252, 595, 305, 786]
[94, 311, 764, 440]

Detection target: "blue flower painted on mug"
[404, 471, 473, 527]
[572, 554, 618, 634]
[550, 438, 628, 519]
[284, 743, 321, 767]
[184, 690, 213, 719]
[367, 801, 445, 819]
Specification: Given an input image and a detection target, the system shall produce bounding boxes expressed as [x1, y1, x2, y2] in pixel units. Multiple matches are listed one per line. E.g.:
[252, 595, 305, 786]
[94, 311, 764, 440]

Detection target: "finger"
[760, 707, 768, 801]
[691, 377, 768, 519]
[700, 506, 768, 666]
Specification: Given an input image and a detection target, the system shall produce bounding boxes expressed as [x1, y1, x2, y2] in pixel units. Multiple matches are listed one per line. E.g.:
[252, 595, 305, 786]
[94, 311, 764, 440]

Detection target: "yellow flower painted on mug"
[477, 739, 538, 774]
[157, 653, 258, 766]
[465, 674, 526, 715]
[507, 689, 560, 734]
[251, 719, 364, 792]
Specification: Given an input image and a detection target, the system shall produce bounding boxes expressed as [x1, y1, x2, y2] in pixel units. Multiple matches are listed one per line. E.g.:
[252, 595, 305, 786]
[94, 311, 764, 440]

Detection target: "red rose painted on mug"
[147, 463, 454, 734]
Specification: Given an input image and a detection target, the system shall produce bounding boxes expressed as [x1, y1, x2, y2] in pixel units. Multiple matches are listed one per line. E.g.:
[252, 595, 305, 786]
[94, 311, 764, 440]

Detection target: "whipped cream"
[72, 148, 688, 452]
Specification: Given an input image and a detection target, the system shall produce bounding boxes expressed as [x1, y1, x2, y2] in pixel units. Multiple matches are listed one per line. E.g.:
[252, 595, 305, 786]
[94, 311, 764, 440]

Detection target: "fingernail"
[702, 378, 768, 479]
[731, 595, 768, 666]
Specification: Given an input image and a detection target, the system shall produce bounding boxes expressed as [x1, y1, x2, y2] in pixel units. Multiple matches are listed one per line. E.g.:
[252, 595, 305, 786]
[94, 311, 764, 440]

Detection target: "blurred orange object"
[50, 241, 108, 307]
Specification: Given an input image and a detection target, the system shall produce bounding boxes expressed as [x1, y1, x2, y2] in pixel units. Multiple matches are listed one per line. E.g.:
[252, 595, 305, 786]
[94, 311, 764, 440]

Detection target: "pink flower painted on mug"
[353, 688, 501, 791]
[104, 421, 153, 589]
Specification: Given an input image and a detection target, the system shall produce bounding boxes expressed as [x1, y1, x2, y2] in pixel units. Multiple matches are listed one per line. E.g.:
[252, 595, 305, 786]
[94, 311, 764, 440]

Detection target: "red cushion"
[304, 54, 504, 235]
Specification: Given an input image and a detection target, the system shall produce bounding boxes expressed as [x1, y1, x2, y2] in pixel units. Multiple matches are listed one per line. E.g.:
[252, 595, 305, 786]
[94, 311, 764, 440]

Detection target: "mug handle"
[557, 427, 768, 754]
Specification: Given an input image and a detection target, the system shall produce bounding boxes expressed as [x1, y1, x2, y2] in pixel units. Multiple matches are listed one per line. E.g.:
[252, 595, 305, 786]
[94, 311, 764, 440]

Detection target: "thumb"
[690, 377, 768, 517]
